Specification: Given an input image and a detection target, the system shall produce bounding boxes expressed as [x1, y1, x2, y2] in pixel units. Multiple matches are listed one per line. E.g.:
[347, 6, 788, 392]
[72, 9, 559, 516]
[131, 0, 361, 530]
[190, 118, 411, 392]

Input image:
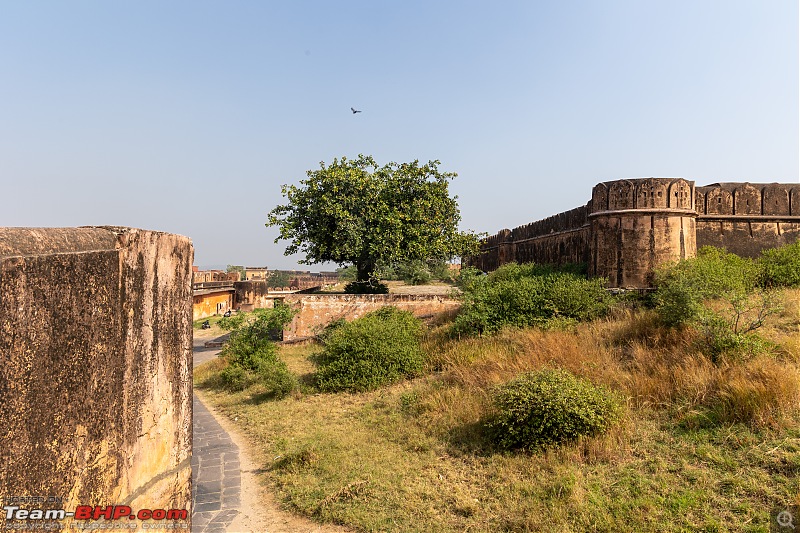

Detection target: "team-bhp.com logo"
[4, 504, 188, 530]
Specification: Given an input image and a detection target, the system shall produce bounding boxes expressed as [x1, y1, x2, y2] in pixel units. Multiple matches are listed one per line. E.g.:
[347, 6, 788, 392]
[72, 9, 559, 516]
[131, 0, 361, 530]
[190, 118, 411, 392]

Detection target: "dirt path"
[197, 390, 350, 533]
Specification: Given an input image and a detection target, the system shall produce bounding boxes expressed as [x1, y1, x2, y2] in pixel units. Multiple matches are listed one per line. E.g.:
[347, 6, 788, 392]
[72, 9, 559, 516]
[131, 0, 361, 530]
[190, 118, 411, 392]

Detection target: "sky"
[2, 1, 797, 270]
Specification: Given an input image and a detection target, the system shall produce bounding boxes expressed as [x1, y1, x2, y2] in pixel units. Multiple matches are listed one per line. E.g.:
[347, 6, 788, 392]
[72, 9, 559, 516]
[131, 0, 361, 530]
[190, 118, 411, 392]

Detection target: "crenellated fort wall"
[467, 179, 800, 288]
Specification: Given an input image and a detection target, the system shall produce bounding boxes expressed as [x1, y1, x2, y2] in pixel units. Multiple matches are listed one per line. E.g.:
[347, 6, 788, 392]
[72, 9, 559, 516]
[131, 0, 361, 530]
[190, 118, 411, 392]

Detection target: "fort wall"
[694, 183, 800, 258]
[0, 227, 193, 527]
[282, 293, 461, 341]
[468, 179, 800, 288]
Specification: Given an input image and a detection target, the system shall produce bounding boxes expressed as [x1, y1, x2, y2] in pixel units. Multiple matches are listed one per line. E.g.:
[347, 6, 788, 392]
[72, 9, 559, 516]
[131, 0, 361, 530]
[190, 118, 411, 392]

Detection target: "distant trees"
[226, 265, 245, 279]
[266, 270, 291, 289]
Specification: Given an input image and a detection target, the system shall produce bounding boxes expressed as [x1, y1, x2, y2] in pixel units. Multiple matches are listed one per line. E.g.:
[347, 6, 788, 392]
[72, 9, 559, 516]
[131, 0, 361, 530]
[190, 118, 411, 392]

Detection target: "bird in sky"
[351, 107, 362, 114]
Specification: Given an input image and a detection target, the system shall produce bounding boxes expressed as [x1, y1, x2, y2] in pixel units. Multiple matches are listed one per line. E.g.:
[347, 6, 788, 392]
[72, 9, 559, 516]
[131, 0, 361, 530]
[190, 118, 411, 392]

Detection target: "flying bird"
[351, 107, 362, 114]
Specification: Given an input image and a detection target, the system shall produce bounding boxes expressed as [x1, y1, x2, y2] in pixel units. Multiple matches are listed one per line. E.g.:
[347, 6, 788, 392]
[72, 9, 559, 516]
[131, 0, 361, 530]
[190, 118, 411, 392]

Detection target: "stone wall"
[468, 178, 800, 288]
[234, 280, 275, 310]
[0, 227, 193, 529]
[589, 178, 697, 287]
[282, 293, 461, 341]
[695, 183, 800, 257]
[468, 206, 590, 272]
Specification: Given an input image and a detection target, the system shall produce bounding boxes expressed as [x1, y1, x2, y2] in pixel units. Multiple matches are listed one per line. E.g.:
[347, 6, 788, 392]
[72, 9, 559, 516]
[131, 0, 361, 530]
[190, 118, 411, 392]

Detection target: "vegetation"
[378, 259, 457, 285]
[451, 262, 609, 336]
[266, 270, 291, 289]
[760, 240, 800, 288]
[266, 155, 481, 288]
[193, 248, 800, 532]
[226, 264, 245, 278]
[215, 306, 298, 398]
[653, 246, 790, 362]
[315, 307, 424, 392]
[343, 280, 389, 294]
[335, 265, 357, 281]
[488, 368, 623, 451]
[195, 290, 800, 532]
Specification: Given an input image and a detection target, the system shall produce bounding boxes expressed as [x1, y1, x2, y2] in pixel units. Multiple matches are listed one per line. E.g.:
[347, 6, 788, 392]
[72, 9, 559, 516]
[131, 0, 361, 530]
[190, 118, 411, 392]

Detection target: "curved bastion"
[467, 178, 800, 288]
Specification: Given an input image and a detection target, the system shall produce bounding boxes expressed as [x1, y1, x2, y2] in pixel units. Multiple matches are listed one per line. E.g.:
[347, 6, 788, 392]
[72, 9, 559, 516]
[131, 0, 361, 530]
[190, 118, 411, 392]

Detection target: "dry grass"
[195, 289, 800, 532]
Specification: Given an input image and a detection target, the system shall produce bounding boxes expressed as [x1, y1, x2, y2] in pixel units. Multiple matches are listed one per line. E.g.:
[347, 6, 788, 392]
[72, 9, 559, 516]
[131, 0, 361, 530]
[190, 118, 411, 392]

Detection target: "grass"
[194, 289, 800, 532]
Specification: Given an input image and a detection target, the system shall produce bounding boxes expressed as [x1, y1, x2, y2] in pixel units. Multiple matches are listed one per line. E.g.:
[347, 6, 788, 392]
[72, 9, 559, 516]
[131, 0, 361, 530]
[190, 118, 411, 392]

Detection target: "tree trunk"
[355, 260, 375, 283]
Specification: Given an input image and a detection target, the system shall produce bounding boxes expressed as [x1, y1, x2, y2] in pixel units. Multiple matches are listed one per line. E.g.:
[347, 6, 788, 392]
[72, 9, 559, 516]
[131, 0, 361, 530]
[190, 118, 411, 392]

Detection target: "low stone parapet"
[282, 293, 461, 341]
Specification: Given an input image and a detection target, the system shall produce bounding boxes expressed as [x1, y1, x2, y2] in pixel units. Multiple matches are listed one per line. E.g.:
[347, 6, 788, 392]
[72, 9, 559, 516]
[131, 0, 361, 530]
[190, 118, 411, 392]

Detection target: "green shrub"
[653, 247, 784, 363]
[760, 241, 800, 288]
[488, 369, 623, 451]
[654, 246, 760, 327]
[336, 265, 358, 282]
[394, 260, 433, 285]
[454, 266, 486, 292]
[220, 365, 252, 391]
[217, 312, 247, 330]
[218, 306, 297, 398]
[451, 262, 610, 336]
[316, 307, 424, 392]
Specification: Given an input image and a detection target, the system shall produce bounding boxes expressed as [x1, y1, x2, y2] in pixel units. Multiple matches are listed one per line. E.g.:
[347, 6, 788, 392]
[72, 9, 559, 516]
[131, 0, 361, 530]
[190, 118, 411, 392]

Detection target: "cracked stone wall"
[0, 227, 193, 530]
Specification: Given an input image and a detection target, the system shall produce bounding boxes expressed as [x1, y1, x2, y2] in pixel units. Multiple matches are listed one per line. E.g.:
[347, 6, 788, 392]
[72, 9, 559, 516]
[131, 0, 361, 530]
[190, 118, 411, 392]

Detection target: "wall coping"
[283, 293, 457, 302]
[697, 215, 800, 222]
[588, 208, 699, 218]
[0, 227, 120, 258]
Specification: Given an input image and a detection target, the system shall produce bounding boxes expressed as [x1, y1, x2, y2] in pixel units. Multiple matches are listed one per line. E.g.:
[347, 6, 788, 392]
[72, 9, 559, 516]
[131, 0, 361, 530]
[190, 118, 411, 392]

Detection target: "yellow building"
[192, 287, 235, 321]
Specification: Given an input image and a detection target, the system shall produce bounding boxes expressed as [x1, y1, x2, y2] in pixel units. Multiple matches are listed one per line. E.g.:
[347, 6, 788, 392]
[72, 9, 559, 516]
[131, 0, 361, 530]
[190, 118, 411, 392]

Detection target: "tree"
[266, 155, 481, 284]
[266, 270, 291, 289]
[226, 265, 245, 278]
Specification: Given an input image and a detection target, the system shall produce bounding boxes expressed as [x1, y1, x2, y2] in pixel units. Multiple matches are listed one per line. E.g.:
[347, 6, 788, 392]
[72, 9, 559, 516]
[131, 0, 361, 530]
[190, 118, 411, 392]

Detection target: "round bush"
[316, 307, 424, 392]
[489, 369, 622, 451]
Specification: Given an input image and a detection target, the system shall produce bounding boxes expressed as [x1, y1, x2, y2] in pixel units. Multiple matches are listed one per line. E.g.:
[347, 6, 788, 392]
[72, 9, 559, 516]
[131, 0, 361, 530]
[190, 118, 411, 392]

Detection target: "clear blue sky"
[2, 1, 797, 270]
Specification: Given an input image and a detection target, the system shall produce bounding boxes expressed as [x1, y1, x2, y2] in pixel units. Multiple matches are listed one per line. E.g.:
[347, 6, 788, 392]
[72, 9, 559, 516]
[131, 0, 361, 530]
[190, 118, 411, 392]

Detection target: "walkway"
[192, 336, 240, 532]
[190, 333, 350, 533]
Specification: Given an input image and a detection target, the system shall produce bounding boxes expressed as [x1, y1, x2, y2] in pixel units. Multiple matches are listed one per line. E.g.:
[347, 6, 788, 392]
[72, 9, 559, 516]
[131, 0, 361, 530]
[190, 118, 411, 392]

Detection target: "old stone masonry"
[468, 178, 800, 288]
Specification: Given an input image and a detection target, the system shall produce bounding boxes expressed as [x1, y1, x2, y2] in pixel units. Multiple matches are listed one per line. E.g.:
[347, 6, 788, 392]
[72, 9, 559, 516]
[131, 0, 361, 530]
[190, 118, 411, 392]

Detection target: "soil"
[197, 392, 351, 533]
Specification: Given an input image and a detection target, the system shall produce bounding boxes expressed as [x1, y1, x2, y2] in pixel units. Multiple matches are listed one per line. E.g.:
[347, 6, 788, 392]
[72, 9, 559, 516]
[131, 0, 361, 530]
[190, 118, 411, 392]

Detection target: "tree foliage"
[226, 264, 245, 279]
[266, 155, 481, 283]
[266, 270, 291, 289]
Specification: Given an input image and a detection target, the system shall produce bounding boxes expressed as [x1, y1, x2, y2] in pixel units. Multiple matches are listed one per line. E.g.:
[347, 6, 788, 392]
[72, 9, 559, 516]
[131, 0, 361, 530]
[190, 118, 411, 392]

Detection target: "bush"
[451, 262, 610, 336]
[218, 306, 298, 397]
[217, 312, 247, 331]
[394, 260, 433, 285]
[653, 246, 760, 327]
[316, 307, 424, 392]
[760, 241, 800, 288]
[653, 247, 784, 362]
[336, 265, 358, 282]
[488, 369, 623, 451]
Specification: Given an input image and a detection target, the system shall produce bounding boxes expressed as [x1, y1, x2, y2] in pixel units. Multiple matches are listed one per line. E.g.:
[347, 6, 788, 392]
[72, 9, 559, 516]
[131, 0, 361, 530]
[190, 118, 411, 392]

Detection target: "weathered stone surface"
[0, 227, 193, 530]
[282, 294, 461, 340]
[467, 179, 800, 288]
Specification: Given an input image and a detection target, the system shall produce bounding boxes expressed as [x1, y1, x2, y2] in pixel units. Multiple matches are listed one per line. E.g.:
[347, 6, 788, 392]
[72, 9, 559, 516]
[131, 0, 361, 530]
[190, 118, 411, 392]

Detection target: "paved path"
[192, 336, 241, 533]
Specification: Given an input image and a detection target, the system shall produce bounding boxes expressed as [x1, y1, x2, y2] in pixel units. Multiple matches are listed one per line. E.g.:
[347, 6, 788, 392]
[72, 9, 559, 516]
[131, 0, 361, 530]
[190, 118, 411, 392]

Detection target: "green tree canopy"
[266, 155, 481, 282]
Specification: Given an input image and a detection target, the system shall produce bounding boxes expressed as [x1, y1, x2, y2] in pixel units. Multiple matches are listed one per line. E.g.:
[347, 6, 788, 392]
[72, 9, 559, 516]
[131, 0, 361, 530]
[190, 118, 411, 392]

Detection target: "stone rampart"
[469, 206, 590, 272]
[468, 178, 800, 288]
[0, 227, 193, 528]
[695, 183, 800, 257]
[282, 293, 461, 341]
